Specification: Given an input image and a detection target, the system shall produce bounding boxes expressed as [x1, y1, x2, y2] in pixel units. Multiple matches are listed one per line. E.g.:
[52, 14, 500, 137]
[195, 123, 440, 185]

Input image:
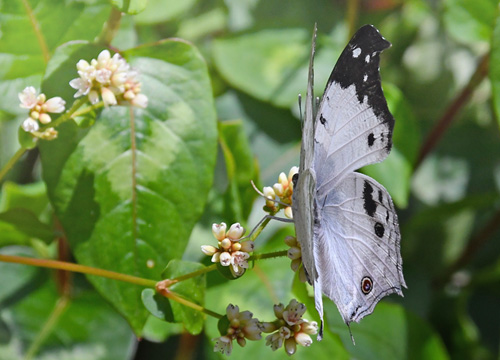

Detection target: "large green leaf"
[161, 259, 206, 334]
[39, 39, 217, 335]
[212, 28, 311, 108]
[0, 279, 135, 359]
[0, 0, 111, 115]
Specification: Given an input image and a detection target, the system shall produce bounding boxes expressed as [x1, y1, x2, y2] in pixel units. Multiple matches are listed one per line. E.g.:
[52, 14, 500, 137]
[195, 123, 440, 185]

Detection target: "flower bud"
[273, 303, 285, 318]
[220, 238, 231, 250]
[226, 304, 239, 321]
[220, 252, 231, 266]
[201, 245, 217, 256]
[227, 223, 245, 240]
[101, 87, 117, 106]
[284, 236, 297, 247]
[240, 241, 254, 253]
[22, 118, 39, 132]
[287, 246, 301, 260]
[295, 332, 313, 347]
[284, 206, 293, 219]
[38, 113, 52, 124]
[285, 338, 297, 355]
[212, 223, 227, 240]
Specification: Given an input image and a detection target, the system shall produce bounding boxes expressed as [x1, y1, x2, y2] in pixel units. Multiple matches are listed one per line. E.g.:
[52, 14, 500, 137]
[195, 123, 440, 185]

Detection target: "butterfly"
[291, 24, 406, 341]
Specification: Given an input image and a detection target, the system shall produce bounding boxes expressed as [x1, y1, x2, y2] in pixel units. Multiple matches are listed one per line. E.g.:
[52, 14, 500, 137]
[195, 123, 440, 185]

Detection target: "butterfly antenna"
[347, 323, 356, 345]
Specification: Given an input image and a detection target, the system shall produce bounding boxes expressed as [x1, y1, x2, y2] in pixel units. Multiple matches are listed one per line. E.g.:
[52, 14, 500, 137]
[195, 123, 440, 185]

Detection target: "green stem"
[171, 264, 217, 283]
[164, 290, 223, 319]
[250, 250, 288, 261]
[0, 147, 27, 182]
[41, 97, 88, 130]
[0, 254, 157, 288]
[70, 101, 104, 119]
[24, 295, 70, 360]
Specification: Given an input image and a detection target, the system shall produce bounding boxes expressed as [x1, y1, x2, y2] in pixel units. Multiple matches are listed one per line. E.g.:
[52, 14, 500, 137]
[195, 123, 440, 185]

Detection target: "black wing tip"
[353, 24, 392, 51]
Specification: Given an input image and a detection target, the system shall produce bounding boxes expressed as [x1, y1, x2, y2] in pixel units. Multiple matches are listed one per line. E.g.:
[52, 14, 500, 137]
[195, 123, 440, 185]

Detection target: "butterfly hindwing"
[314, 172, 405, 324]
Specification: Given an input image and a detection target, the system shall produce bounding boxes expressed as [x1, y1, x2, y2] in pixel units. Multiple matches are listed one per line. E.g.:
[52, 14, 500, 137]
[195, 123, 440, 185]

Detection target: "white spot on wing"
[353, 48, 361, 58]
[365, 54, 370, 63]
[363, 74, 368, 82]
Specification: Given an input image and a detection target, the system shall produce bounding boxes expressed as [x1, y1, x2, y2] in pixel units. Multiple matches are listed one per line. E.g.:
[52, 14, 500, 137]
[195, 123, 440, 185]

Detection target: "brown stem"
[434, 207, 500, 288]
[415, 54, 490, 169]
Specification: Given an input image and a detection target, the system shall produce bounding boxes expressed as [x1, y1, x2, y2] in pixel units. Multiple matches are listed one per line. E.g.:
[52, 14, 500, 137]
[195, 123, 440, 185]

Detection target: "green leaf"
[212, 29, 311, 108]
[0, 209, 53, 244]
[218, 120, 258, 224]
[39, 39, 217, 335]
[112, 0, 148, 15]
[0, 182, 52, 247]
[162, 260, 206, 334]
[135, 0, 198, 24]
[141, 288, 174, 322]
[327, 302, 449, 360]
[0, 0, 111, 115]
[0, 280, 135, 359]
[490, 11, 500, 128]
[443, 0, 499, 43]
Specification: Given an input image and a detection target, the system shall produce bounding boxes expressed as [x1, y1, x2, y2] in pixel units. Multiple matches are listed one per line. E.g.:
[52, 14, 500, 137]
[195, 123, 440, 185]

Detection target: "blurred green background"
[1, 0, 500, 359]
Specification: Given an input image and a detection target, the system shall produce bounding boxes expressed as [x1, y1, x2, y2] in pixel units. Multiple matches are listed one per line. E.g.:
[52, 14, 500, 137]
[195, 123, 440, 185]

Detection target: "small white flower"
[69, 78, 92, 97]
[278, 172, 288, 187]
[263, 186, 275, 200]
[22, 118, 39, 132]
[88, 90, 99, 104]
[43, 97, 65, 113]
[212, 223, 227, 241]
[213, 335, 232, 355]
[294, 332, 312, 347]
[282, 299, 306, 326]
[19, 87, 37, 109]
[227, 223, 245, 240]
[231, 251, 249, 273]
[273, 183, 284, 197]
[219, 252, 232, 266]
[240, 241, 254, 252]
[201, 245, 217, 256]
[101, 87, 117, 106]
[131, 93, 148, 108]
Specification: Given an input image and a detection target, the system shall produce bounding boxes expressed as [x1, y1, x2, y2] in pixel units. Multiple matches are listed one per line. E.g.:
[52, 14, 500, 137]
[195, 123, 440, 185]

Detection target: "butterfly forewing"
[314, 25, 395, 195]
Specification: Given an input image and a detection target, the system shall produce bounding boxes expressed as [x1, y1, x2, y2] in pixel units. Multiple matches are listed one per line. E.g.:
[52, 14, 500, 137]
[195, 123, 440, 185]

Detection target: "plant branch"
[156, 282, 223, 319]
[96, 7, 122, 46]
[0, 254, 157, 288]
[434, 206, 500, 288]
[0, 147, 27, 182]
[250, 250, 288, 261]
[415, 53, 490, 169]
[25, 295, 70, 360]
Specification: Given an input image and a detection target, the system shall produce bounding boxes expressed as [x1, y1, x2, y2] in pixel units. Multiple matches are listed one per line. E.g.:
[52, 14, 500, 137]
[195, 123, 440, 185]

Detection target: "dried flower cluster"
[201, 222, 255, 277]
[213, 304, 263, 356]
[263, 299, 318, 355]
[263, 166, 298, 218]
[284, 235, 307, 283]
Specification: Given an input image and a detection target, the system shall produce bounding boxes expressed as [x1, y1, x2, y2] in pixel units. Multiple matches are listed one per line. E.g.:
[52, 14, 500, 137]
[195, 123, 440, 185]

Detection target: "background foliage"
[0, 0, 499, 359]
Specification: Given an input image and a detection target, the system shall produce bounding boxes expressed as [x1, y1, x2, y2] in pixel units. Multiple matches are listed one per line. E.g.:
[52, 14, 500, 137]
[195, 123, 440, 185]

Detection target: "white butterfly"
[292, 24, 406, 340]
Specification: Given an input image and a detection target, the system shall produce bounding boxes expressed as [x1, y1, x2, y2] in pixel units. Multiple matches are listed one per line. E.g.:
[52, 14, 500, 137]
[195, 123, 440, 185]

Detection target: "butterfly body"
[292, 25, 406, 339]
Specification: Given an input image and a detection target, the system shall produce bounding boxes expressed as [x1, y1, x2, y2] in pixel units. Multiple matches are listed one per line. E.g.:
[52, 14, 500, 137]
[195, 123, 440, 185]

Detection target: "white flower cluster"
[201, 222, 254, 277]
[264, 299, 318, 355]
[69, 50, 148, 108]
[263, 166, 298, 219]
[19, 86, 65, 139]
[213, 304, 263, 355]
